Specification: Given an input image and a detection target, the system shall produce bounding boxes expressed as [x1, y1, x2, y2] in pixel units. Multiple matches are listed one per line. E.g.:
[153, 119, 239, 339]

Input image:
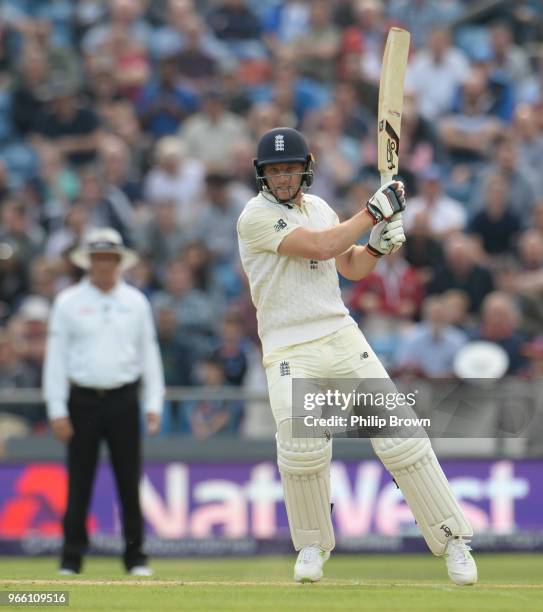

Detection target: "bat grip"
[380, 172, 402, 222]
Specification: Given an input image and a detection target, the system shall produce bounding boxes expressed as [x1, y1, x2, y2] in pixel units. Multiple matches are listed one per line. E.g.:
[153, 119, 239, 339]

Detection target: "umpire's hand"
[146, 412, 161, 436]
[51, 417, 74, 443]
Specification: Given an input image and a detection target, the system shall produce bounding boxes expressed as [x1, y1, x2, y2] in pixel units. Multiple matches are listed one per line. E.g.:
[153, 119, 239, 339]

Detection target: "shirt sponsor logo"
[274, 219, 288, 232]
[79, 307, 96, 315]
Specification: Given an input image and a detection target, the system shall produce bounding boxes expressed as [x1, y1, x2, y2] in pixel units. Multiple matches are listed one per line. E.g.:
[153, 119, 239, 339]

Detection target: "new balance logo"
[360, 352, 369, 360]
[440, 524, 453, 538]
[274, 134, 285, 151]
[280, 361, 290, 376]
[310, 260, 318, 269]
[274, 219, 287, 232]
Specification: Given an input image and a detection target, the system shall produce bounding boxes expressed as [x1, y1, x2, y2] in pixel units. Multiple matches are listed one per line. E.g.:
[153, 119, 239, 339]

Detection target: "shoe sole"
[294, 570, 323, 583]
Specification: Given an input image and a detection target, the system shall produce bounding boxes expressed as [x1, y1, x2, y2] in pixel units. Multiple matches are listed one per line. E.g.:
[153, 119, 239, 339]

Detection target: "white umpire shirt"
[43, 278, 165, 421]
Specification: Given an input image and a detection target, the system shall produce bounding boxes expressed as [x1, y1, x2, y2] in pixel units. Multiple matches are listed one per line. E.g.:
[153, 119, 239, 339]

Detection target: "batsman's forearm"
[315, 210, 373, 260]
[343, 245, 380, 280]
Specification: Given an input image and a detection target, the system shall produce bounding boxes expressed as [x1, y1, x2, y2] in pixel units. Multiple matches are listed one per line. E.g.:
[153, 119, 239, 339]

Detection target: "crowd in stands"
[0, 0, 542, 439]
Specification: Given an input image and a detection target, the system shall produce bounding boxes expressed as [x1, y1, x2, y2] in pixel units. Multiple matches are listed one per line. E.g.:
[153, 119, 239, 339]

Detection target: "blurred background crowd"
[0, 0, 542, 440]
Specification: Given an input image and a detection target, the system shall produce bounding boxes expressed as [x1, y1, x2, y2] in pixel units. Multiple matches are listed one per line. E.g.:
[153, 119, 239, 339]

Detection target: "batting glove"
[366, 218, 406, 258]
[365, 181, 406, 224]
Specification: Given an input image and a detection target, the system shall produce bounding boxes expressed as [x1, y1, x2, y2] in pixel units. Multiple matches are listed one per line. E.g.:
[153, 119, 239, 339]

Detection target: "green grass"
[1, 555, 542, 611]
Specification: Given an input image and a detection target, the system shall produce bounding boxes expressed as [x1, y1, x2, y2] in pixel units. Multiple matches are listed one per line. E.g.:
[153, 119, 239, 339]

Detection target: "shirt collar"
[82, 277, 124, 298]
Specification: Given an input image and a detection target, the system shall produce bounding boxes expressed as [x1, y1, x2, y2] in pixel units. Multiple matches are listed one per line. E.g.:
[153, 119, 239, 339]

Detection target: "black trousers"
[61, 381, 146, 572]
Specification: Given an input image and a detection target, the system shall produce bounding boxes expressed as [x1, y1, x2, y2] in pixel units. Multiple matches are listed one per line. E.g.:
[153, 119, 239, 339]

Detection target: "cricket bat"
[377, 27, 411, 224]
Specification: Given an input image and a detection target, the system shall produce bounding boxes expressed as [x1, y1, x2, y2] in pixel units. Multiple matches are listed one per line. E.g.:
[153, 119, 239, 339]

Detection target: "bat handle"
[380, 172, 402, 222]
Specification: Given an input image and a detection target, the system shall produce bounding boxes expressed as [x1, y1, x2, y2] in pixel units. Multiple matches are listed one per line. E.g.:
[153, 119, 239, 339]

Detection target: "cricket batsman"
[237, 127, 478, 585]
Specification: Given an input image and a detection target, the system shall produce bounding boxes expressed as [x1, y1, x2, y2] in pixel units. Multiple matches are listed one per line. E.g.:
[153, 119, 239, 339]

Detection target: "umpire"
[43, 228, 165, 576]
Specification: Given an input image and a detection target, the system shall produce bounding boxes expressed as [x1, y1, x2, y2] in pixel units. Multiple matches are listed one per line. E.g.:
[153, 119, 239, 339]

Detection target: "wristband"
[366, 244, 384, 258]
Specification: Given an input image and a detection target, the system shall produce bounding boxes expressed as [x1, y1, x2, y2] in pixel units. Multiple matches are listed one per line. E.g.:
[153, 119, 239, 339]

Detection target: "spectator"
[155, 303, 194, 388]
[148, 0, 196, 60]
[179, 89, 250, 167]
[27, 257, 61, 304]
[488, 21, 531, 87]
[228, 138, 259, 193]
[207, 0, 264, 60]
[519, 335, 543, 381]
[82, 0, 151, 55]
[103, 23, 150, 101]
[333, 80, 372, 141]
[427, 233, 494, 313]
[396, 92, 447, 178]
[137, 54, 199, 138]
[143, 136, 205, 225]
[262, 0, 311, 55]
[103, 100, 151, 180]
[176, 15, 221, 91]
[441, 289, 473, 334]
[151, 259, 217, 358]
[439, 69, 504, 165]
[512, 104, 543, 195]
[182, 355, 243, 438]
[45, 204, 91, 262]
[349, 249, 426, 323]
[0, 328, 43, 426]
[518, 229, 543, 272]
[34, 81, 101, 168]
[406, 28, 469, 121]
[473, 291, 528, 375]
[75, 167, 134, 243]
[99, 136, 143, 206]
[0, 162, 9, 202]
[0, 241, 28, 316]
[467, 173, 521, 257]
[340, 0, 388, 84]
[0, 199, 44, 284]
[213, 312, 253, 386]
[124, 254, 159, 299]
[395, 296, 468, 378]
[216, 66, 254, 115]
[247, 102, 283, 142]
[181, 241, 236, 301]
[403, 166, 467, 239]
[11, 43, 50, 136]
[387, 0, 463, 49]
[306, 104, 361, 203]
[84, 55, 123, 116]
[12, 295, 50, 389]
[135, 199, 193, 276]
[154, 302, 195, 432]
[470, 135, 537, 220]
[292, 0, 341, 84]
[195, 172, 247, 265]
[35, 144, 80, 225]
[251, 55, 330, 125]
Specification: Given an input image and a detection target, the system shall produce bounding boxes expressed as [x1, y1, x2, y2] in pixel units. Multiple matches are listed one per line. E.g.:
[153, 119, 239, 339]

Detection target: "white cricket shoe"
[58, 568, 77, 576]
[294, 545, 330, 583]
[128, 566, 154, 577]
[444, 538, 478, 585]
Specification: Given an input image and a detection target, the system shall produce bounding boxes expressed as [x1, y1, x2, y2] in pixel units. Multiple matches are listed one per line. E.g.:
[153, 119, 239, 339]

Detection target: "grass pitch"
[1, 554, 542, 611]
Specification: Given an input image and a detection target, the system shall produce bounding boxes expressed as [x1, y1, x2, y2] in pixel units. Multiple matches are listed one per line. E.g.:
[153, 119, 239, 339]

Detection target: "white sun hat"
[69, 227, 139, 271]
[453, 341, 510, 381]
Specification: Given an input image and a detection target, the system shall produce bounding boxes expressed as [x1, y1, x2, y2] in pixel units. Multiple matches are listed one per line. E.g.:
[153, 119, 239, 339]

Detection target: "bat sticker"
[384, 121, 400, 169]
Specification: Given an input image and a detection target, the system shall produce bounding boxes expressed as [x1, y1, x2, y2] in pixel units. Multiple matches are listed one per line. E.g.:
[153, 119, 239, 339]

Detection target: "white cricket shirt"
[237, 192, 355, 354]
[43, 278, 165, 420]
